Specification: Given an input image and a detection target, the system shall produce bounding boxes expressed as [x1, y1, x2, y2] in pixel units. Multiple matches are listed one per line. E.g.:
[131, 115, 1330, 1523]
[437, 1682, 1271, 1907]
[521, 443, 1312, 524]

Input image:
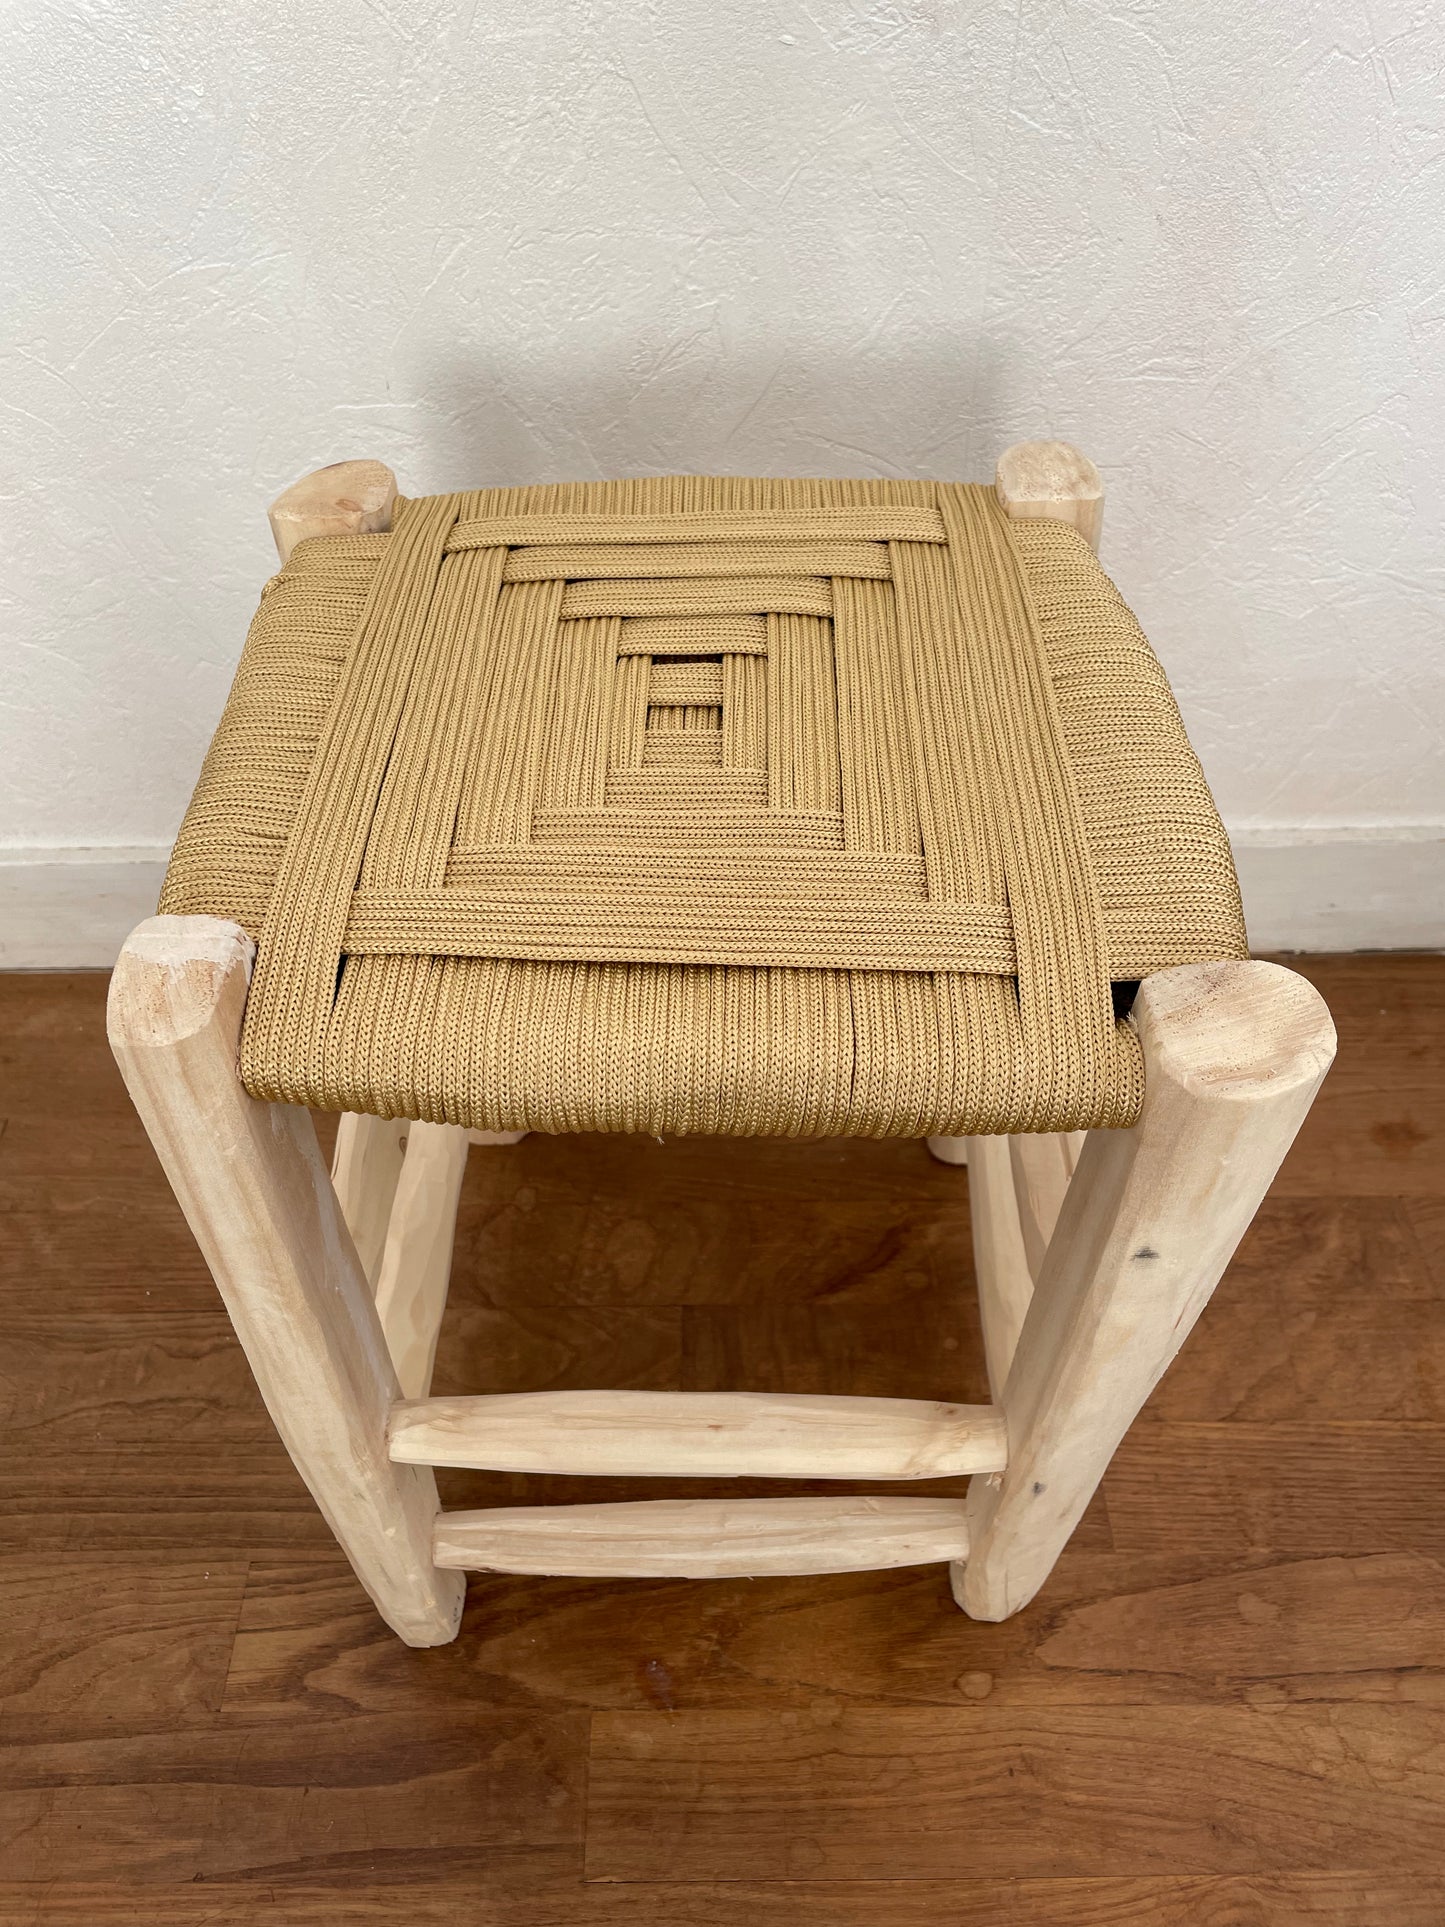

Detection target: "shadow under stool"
[108, 441, 1336, 1645]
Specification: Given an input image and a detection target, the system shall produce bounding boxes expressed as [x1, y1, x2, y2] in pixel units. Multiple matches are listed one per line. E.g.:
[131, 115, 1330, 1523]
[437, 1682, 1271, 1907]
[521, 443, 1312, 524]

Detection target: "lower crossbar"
[433, 1496, 972, 1578]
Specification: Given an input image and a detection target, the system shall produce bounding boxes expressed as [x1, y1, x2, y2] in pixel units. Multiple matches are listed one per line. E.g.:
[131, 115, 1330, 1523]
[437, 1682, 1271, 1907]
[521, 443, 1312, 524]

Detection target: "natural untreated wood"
[330, 1115, 408, 1291]
[105, 915, 464, 1646]
[958, 959, 1337, 1620]
[1009, 1132, 1078, 1280]
[389, 1389, 1007, 1480]
[373, 1121, 471, 1399]
[70, 441, 1348, 1927]
[960, 1134, 1034, 1397]
[4, 955, 1441, 1913]
[267, 457, 397, 564]
[331, 1114, 526, 1384]
[924, 1135, 968, 1166]
[433, 1496, 972, 1577]
[995, 439, 1104, 550]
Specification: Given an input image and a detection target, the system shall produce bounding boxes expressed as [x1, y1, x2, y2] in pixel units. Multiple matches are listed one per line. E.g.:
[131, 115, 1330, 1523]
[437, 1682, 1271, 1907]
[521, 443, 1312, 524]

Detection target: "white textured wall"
[4, 3, 1443, 887]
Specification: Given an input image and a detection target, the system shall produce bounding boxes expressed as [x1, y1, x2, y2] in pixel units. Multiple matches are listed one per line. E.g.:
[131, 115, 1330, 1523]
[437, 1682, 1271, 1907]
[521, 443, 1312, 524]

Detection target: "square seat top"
[161, 473, 1245, 1137]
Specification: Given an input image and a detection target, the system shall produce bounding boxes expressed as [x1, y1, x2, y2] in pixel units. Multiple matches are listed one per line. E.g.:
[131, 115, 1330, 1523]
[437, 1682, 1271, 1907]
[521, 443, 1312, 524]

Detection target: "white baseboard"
[1, 835, 1441, 968]
[0, 849, 170, 969]
[1232, 835, 1444, 953]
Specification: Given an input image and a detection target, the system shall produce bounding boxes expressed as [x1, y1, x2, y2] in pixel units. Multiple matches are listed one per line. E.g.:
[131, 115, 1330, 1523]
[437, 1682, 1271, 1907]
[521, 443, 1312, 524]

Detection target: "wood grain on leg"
[106, 915, 464, 1646]
[267, 458, 397, 564]
[956, 959, 1335, 1621]
[925, 1136, 968, 1166]
[932, 1125, 1083, 1396]
[961, 1134, 1034, 1398]
[996, 439, 1104, 551]
[1009, 1133, 1078, 1281]
[374, 1121, 471, 1399]
[330, 1114, 408, 1291]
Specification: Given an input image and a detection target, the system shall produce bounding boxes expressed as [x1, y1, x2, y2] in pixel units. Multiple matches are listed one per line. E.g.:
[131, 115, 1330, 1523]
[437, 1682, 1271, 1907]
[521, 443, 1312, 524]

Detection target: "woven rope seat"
[160, 471, 1247, 1138]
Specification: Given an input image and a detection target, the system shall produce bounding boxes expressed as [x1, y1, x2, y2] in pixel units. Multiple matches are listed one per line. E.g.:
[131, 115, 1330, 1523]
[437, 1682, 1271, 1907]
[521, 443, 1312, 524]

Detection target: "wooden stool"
[109, 444, 1335, 1646]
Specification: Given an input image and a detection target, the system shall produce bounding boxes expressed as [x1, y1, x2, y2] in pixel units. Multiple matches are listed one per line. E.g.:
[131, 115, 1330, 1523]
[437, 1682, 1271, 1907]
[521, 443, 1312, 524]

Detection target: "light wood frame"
[108, 443, 1335, 1644]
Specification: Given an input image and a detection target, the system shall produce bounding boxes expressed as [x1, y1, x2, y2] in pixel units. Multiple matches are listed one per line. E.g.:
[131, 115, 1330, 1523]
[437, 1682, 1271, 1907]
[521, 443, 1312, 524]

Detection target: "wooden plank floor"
[0, 954, 1441, 1924]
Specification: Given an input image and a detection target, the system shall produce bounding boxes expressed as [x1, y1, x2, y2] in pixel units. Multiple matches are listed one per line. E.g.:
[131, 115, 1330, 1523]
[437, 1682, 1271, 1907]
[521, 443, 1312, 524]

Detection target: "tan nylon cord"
[162, 473, 1247, 1136]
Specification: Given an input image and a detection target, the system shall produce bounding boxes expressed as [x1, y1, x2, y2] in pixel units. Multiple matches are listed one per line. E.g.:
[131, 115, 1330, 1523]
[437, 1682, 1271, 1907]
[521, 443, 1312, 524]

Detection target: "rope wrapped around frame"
[161, 473, 1249, 1137]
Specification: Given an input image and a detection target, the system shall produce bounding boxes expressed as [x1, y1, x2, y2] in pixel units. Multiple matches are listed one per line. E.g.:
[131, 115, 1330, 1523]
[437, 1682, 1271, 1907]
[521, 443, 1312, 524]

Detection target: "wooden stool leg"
[960, 1134, 1034, 1400]
[108, 915, 466, 1646]
[931, 1128, 1087, 1400]
[331, 1114, 409, 1289]
[994, 436, 1104, 549]
[925, 1135, 969, 1165]
[955, 959, 1335, 1620]
[373, 1121, 471, 1400]
[333, 1115, 527, 1396]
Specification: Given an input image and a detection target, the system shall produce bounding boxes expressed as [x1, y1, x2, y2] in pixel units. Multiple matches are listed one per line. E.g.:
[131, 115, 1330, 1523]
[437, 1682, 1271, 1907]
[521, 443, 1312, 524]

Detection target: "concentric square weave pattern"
[161, 475, 1247, 1137]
